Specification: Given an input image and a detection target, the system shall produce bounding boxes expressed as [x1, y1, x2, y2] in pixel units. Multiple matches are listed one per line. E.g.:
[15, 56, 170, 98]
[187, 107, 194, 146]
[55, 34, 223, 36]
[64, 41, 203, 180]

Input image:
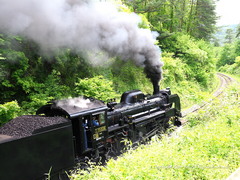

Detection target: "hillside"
[70, 80, 240, 180]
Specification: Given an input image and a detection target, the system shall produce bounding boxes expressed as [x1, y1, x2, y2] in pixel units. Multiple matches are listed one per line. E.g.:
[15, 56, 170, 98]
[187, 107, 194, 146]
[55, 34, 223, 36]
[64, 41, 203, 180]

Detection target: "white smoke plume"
[0, 0, 163, 89]
[55, 96, 105, 113]
[56, 97, 92, 109]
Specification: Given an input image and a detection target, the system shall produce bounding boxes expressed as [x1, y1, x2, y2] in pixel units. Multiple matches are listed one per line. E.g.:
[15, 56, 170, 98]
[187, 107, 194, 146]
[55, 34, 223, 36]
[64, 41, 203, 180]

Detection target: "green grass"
[172, 77, 218, 110]
[70, 82, 240, 180]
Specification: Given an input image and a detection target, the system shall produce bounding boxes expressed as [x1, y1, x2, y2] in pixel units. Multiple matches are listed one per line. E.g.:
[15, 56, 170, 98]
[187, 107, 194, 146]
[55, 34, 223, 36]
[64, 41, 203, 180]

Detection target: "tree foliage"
[0, 101, 20, 125]
[75, 76, 119, 102]
[236, 24, 240, 38]
[224, 29, 235, 44]
[219, 55, 240, 76]
[0, 0, 219, 117]
[217, 39, 240, 68]
[123, 0, 217, 40]
[160, 33, 216, 87]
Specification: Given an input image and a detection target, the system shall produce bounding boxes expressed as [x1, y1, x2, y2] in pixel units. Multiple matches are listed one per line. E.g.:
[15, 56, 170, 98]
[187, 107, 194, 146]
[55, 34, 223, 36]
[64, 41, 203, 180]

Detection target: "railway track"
[180, 73, 239, 179]
[181, 73, 235, 118]
[213, 73, 235, 97]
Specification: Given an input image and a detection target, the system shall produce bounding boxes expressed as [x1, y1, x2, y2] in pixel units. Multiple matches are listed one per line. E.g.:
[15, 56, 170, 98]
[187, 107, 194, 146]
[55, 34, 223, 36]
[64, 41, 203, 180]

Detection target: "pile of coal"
[0, 115, 69, 139]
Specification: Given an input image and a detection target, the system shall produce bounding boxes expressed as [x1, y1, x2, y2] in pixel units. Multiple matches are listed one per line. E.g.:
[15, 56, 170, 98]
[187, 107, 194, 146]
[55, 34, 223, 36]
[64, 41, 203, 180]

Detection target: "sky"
[215, 0, 240, 26]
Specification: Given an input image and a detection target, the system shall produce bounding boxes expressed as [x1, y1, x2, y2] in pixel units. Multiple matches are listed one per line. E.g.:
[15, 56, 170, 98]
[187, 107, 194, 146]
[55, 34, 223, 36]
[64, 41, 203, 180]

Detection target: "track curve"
[181, 73, 235, 118]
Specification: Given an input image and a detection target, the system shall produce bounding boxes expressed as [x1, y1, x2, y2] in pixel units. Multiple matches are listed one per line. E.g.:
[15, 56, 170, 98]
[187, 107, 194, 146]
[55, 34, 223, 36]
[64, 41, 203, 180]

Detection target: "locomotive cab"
[76, 110, 108, 155]
[36, 97, 109, 159]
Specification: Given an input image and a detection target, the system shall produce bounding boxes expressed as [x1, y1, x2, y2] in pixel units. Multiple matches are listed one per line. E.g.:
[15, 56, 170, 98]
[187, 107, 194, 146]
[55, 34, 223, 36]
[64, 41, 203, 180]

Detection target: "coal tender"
[0, 88, 181, 180]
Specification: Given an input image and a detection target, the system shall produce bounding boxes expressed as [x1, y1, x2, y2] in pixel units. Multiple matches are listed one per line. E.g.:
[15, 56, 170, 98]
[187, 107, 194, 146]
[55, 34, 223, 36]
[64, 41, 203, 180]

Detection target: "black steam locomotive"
[0, 88, 181, 180]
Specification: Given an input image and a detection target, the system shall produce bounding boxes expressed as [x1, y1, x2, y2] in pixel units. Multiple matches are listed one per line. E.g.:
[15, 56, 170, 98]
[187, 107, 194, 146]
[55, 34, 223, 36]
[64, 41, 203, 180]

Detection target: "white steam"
[56, 97, 91, 109]
[55, 96, 105, 113]
[0, 0, 163, 83]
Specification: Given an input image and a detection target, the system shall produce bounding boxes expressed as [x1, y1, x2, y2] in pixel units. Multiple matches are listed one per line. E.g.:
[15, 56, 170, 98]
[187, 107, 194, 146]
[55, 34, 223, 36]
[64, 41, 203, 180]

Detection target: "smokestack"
[0, 0, 163, 89]
[152, 79, 160, 95]
[144, 62, 162, 95]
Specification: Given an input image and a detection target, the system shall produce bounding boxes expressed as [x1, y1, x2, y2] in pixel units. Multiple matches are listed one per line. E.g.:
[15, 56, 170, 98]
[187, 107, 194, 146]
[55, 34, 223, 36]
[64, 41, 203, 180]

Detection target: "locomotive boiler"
[0, 88, 181, 180]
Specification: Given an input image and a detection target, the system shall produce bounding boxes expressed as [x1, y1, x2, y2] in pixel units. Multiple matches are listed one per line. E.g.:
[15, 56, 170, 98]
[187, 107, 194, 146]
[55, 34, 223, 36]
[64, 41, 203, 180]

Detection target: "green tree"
[75, 76, 119, 102]
[236, 24, 240, 38]
[217, 43, 236, 67]
[234, 39, 240, 56]
[0, 101, 20, 125]
[189, 0, 217, 40]
[224, 29, 235, 44]
[123, 0, 217, 40]
[160, 33, 216, 87]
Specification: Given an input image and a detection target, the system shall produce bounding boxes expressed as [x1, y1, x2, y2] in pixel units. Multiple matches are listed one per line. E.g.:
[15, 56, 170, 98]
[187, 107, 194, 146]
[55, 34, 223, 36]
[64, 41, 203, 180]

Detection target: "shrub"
[0, 101, 20, 125]
[111, 60, 153, 95]
[20, 71, 71, 114]
[160, 33, 216, 88]
[219, 56, 240, 77]
[161, 53, 215, 108]
[75, 76, 119, 102]
[70, 84, 240, 180]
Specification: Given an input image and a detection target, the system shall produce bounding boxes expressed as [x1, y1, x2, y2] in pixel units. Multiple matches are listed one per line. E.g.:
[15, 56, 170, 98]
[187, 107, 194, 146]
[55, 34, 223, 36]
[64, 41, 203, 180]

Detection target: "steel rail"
[181, 73, 235, 118]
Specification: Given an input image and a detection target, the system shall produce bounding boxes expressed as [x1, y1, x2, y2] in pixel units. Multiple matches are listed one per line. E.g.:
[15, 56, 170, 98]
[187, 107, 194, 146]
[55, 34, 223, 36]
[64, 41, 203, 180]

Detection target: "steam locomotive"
[0, 88, 181, 180]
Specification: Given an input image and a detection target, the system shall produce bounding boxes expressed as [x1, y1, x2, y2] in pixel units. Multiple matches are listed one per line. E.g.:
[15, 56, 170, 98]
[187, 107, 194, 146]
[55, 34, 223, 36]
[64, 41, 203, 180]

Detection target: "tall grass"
[70, 83, 240, 180]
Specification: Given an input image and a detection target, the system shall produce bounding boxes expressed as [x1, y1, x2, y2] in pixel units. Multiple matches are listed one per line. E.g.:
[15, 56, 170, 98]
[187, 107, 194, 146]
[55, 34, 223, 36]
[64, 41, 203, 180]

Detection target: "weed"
[70, 84, 240, 180]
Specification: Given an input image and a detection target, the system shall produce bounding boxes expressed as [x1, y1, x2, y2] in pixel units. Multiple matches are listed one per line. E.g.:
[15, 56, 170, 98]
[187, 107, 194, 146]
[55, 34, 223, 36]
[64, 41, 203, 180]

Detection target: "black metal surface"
[120, 90, 144, 104]
[37, 97, 107, 119]
[107, 92, 169, 126]
[0, 123, 75, 180]
[168, 94, 181, 116]
[70, 106, 108, 119]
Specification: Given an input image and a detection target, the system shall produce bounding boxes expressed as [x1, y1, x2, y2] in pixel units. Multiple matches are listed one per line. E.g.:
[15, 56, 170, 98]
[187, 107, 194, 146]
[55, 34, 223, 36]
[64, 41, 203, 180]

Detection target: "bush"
[20, 70, 71, 114]
[161, 53, 189, 85]
[111, 60, 153, 95]
[161, 53, 216, 108]
[217, 43, 236, 67]
[75, 76, 119, 102]
[0, 101, 20, 125]
[70, 84, 240, 180]
[219, 56, 240, 77]
[160, 33, 216, 88]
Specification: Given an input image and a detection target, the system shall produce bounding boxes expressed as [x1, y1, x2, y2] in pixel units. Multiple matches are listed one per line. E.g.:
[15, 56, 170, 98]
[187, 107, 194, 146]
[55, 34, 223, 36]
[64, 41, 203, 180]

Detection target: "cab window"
[99, 113, 105, 125]
[92, 112, 105, 125]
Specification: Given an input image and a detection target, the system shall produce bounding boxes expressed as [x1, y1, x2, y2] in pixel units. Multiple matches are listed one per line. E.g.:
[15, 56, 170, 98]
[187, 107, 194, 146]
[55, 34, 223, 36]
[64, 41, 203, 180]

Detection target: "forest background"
[0, 0, 240, 125]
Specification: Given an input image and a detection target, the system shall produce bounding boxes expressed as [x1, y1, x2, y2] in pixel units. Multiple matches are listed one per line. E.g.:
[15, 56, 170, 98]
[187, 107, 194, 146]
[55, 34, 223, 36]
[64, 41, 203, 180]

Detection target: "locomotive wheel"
[173, 117, 182, 127]
[169, 116, 182, 127]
